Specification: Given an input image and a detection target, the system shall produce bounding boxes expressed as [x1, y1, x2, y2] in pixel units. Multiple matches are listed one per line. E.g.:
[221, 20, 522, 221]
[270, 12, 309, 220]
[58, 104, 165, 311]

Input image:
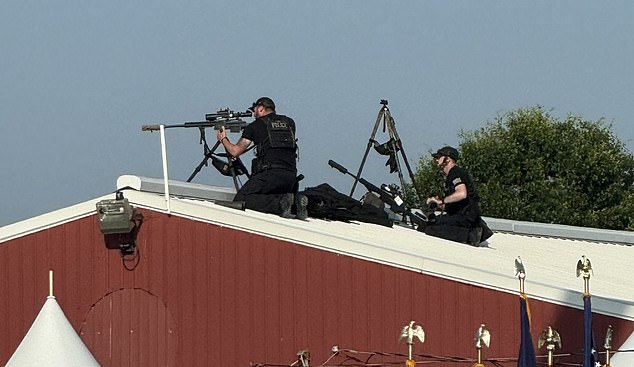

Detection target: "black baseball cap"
[251, 97, 275, 110]
[432, 146, 460, 161]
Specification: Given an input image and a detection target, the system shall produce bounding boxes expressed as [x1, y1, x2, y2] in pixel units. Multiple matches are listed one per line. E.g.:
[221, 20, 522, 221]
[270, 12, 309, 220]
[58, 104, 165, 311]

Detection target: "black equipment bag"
[211, 155, 249, 177]
[300, 183, 392, 227]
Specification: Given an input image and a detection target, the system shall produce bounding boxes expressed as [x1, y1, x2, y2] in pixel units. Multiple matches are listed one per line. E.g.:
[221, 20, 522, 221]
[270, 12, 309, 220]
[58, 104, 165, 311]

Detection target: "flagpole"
[473, 324, 490, 367]
[538, 326, 561, 367]
[516, 257, 536, 367]
[577, 255, 597, 367]
[399, 321, 424, 367]
[48, 269, 54, 298]
[576, 255, 592, 296]
[604, 325, 613, 367]
[515, 256, 526, 295]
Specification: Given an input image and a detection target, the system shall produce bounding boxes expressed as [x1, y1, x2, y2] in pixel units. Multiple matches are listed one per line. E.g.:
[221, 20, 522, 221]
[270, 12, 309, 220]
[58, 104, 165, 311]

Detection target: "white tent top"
[5, 296, 100, 367]
[611, 330, 634, 366]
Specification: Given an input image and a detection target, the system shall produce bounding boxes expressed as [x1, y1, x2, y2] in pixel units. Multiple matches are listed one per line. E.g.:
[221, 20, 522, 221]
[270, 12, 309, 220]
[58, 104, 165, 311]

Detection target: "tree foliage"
[409, 106, 634, 230]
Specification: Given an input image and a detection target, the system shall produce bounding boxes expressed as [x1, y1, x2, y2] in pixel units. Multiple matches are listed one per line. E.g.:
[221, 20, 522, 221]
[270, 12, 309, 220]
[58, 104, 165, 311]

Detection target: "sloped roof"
[5, 296, 100, 367]
[2, 175, 634, 362]
[2, 176, 633, 323]
[2, 175, 633, 324]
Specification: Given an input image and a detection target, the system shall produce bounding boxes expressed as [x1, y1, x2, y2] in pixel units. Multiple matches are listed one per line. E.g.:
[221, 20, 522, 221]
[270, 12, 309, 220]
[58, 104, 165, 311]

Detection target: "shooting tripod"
[186, 127, 249, 191]
[349, 100, 424, 205]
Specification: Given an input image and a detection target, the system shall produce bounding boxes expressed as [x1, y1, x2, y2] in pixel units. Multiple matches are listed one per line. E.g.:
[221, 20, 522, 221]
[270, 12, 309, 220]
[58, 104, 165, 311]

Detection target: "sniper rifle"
[328, 159, 426, 228]
[141, 108, 252, 132]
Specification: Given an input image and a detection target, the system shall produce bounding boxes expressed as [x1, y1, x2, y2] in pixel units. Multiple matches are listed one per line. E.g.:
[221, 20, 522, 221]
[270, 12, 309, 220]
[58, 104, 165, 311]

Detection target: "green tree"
[409, 106, 634, 230]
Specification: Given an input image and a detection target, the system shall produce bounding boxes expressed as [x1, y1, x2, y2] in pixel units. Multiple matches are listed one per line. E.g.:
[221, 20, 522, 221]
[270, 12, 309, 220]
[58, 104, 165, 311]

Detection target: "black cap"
[432, 146, 460, 161]
[251, 97, 275, 110]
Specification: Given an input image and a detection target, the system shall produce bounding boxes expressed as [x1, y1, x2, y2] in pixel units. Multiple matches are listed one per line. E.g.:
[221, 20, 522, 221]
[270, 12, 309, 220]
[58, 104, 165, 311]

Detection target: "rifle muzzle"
[141, 124, 161, 131]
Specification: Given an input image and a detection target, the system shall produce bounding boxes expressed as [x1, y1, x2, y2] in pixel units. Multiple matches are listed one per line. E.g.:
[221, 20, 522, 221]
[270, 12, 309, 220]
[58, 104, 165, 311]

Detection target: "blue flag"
[518, 293, 536, 367]
[583, 294, 600, 367]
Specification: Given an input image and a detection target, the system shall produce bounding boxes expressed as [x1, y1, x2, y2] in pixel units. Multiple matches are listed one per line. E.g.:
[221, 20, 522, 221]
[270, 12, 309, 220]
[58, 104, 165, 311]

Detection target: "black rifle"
[142, 108, 252, 187]
[141, 108, 252, 133]
[328, 159, 426, 228]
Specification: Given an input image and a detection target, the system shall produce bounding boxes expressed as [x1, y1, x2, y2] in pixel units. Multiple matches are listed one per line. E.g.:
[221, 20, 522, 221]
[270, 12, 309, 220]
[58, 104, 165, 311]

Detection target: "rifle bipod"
[349, 100, 424, 206]
[186, 127, 249, 191]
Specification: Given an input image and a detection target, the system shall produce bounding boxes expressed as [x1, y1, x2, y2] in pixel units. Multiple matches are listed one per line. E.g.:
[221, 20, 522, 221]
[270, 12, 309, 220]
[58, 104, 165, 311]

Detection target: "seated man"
[216, 97, 306, 219]
[419, 146, 490, 245]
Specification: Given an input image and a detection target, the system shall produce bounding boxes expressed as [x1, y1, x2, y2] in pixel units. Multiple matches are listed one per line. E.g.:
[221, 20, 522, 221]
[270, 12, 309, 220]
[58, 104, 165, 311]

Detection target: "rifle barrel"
[141, 119, 247, 133]
[328, 160, 348, 174]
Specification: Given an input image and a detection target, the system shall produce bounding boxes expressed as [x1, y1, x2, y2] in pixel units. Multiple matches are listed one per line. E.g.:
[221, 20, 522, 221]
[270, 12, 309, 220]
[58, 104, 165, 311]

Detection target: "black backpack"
[300, 183, 392, 227]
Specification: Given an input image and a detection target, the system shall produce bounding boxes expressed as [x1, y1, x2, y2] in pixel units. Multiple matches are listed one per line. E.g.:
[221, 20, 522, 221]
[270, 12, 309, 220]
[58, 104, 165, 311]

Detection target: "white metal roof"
[1, 175, 633, 325]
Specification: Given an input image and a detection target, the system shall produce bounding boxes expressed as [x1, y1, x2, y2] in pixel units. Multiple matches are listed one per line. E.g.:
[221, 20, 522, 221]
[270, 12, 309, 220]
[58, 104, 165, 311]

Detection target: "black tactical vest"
[255, 115, 296, 158]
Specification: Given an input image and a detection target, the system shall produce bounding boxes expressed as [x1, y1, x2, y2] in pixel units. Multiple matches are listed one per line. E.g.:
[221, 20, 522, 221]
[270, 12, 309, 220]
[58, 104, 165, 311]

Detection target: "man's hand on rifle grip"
[217, 126, 227, 143]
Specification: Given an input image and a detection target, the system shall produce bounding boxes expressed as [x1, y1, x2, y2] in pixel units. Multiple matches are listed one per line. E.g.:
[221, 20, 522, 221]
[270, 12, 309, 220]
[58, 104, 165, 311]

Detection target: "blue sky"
[1, 1, 633, 226]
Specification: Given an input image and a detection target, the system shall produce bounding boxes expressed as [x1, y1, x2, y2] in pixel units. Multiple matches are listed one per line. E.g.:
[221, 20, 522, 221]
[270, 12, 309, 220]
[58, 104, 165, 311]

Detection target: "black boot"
[279, 193, 294, 218]
[296, 194, 308, 220]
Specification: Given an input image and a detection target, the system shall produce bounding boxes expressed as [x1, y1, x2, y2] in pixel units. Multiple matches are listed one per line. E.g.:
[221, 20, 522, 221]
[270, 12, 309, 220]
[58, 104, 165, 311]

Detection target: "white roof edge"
[116, 174, 236, 202]
[484, 217, 634, 245]
[119, 175, 634, 245]
[0, 175, 236, 243]
[3, 175, 631, 246]
[0, 196, 112, 244]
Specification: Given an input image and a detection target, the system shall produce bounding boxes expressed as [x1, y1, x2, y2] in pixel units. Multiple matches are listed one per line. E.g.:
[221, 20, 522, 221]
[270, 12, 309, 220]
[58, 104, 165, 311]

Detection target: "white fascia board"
[0, 194, 114, 244]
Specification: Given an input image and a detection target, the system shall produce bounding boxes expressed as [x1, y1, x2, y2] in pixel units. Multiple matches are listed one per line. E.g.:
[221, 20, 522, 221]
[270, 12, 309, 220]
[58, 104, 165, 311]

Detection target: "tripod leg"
[186, 140, 222, 182]
[230, 166, 242, 192]
[386, 116, 426, 205]
[186, 155, 212, 182]
[397, 142, 424, 202]
[385, 119, 408, 194]
[350, 108, 385, 197]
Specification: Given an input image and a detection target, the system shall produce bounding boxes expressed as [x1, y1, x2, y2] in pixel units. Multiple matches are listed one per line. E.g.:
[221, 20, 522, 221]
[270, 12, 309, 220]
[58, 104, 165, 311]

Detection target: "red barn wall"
[0, 209, 632, 366]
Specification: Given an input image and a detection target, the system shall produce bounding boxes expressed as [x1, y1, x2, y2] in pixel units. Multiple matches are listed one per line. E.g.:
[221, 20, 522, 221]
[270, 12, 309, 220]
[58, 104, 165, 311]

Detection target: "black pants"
[233, 169, 297, 214]
[422, 214, 476, 244]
